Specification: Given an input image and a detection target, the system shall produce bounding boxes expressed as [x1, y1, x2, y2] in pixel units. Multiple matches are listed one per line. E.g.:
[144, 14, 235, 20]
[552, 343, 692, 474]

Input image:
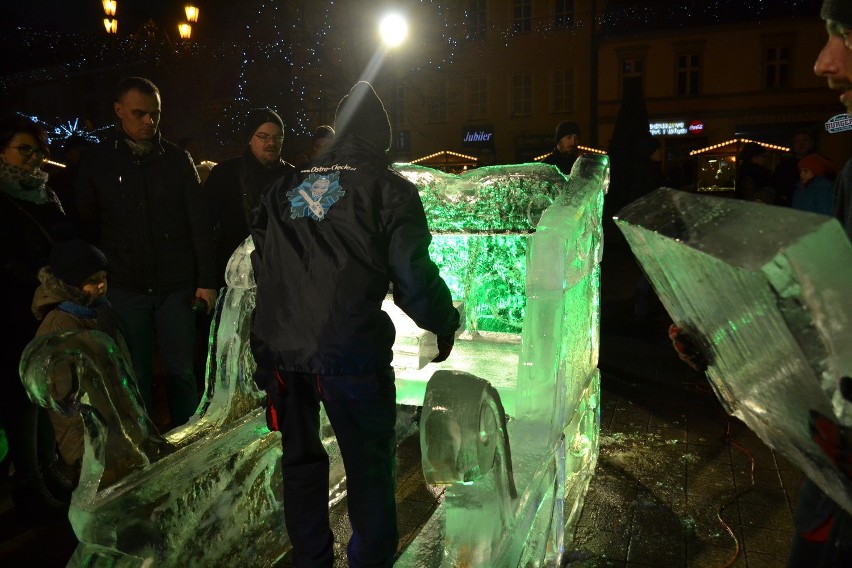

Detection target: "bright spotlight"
[379, 13, 408, 48]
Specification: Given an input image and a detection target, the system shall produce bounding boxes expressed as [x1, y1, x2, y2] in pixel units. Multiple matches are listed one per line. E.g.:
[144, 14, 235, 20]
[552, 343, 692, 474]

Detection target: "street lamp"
[178, 23, 192, 40]
[103, 0, 117, 34]
[185, 5, 199, 23]
[376, 13, 409, 158]
[379, 13, 408, 48]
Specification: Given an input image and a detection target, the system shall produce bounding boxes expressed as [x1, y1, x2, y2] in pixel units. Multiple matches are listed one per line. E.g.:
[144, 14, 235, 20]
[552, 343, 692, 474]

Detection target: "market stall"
[689, 138, 789, 193]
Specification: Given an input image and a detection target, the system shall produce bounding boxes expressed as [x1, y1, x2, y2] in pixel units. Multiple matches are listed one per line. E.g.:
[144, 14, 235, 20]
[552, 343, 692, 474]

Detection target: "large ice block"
[615, 188, 852, 514]
[19, 239, 345, 567]
[399, 163, 568, 334]
[395, 156, 607, 567]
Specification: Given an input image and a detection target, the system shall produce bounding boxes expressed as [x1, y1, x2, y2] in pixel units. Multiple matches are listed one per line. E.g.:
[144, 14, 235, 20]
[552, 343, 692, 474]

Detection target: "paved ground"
[0, 244, 801, 567]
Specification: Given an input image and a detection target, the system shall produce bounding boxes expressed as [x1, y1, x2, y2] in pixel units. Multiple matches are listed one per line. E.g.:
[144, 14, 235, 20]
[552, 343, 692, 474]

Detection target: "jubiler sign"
[462, 126, 495, 146]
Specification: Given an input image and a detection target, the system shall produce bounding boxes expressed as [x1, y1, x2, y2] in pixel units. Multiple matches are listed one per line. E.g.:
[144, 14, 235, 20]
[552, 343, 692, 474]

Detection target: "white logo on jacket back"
[287, 172, 345, 221]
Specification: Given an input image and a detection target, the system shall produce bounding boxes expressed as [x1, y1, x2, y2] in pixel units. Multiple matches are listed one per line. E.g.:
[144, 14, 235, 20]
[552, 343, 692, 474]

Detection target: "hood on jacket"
[32, 266, 93, 321]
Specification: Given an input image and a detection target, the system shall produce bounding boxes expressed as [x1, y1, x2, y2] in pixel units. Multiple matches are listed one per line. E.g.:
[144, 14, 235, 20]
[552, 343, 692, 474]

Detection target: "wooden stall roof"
[688, 138, 789, 157]
[408, 150, 478, 172]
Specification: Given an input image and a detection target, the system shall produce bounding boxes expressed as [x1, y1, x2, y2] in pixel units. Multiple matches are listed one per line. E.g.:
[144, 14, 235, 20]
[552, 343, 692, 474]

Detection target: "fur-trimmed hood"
[32, 266, 94, 321]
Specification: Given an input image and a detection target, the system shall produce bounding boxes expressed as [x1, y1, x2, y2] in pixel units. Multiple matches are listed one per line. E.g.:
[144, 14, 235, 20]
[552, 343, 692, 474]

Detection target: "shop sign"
[648, 120, 705, 136]
[826, 113, 852, 133]
[462, 125, 495, 146]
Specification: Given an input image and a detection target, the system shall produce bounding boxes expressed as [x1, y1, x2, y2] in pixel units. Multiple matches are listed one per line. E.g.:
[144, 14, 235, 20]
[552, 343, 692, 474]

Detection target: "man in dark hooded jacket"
[250, 81, 460, 567]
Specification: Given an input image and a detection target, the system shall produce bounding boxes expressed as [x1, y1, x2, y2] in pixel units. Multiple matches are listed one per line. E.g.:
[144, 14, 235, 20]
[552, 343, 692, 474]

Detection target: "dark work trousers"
[787, 478, 852, 567]
[109, 286, 199, 428]
[268, 368, 399, 568]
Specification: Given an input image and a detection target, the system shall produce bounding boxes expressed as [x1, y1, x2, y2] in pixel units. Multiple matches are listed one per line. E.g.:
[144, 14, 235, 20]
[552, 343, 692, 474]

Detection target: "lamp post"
[179, 4, 199, 40]
[103, 0, 117, 34]
[100, 2, 201, 43]
[379, 13, 408, 49]
[378, 13, 409, 159]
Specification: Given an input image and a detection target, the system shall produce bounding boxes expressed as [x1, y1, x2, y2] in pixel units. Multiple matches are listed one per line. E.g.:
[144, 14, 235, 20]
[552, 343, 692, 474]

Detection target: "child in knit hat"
[793, 153, 835, 215]
[30, 238, 128, 493]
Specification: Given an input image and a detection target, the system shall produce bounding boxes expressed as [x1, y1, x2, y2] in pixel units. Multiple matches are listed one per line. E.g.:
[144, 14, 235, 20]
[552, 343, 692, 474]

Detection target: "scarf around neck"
[0, 160, 50, 204]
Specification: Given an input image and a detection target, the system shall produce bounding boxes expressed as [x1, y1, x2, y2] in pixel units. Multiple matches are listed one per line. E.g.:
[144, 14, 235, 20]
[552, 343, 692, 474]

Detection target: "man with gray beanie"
[207, 108, 295, 288]
[542, 119, 581, 175]
[782, 3, 852, 565]
[250, 81, 460, 567]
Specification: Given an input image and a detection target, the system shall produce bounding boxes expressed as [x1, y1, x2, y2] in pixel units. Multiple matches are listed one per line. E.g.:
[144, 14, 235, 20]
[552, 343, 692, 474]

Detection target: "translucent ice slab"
[395, 156, 607, 566]
[615, 187, 852, 514]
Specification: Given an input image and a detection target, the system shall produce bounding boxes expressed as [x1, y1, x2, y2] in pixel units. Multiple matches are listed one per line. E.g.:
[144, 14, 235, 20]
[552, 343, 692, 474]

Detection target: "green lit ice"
[615, 188, 852, 515]
[18, 156, 608, 566]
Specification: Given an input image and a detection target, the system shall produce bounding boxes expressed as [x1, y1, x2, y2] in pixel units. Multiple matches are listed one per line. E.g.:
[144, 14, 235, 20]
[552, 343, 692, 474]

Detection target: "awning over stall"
[409, 150, 478, 173]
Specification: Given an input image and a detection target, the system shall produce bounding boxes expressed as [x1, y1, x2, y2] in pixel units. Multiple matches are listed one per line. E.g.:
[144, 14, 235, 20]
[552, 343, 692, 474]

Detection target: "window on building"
[553, 68, 574, 113]
[512, 72, 532, 117]
[621, 57, 644, 95]
[467, 77, 487, 120]
[676, 53, 700, 96]
[513, 0, 531, 34]
[765, 45, 790, 88]
[466, 0, 486, 40]
[427, 81, 447, 123]
[554, 0, 574, 29]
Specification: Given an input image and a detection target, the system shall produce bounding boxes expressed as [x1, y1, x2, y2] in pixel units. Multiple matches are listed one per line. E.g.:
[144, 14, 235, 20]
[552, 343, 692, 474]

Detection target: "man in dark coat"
[75, 76, 217, 429]
[206, 108, 294, 287]
[250, 81, 460, 568]
[542, 120, 581, 175]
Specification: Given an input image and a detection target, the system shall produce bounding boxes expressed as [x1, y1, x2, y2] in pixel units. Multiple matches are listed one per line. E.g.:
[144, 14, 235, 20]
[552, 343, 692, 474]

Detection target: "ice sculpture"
[19, 245, 296, 566]
[18, 156, 606, 567]
[615, 188, 852, 514]
[394, 156, 606, 566]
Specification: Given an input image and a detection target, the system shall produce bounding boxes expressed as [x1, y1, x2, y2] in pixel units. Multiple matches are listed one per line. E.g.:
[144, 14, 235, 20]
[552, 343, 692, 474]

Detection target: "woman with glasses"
[0, 114, 72, 522]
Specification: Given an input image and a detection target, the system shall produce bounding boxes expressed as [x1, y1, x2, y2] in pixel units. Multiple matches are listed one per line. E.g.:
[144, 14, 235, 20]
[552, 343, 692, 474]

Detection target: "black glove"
[432, 333, 455, 363]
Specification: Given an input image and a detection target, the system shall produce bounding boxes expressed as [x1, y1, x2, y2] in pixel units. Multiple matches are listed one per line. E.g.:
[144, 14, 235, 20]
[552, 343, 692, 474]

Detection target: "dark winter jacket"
[74, 128, 217, 294]
[542, 149, 577, 176]
[835, 159, 852, 240]
[206, 150, 294, 287]
[250, 135, 460, 381]
[793, 175, 834, 216]
[1, 178, 67, 360]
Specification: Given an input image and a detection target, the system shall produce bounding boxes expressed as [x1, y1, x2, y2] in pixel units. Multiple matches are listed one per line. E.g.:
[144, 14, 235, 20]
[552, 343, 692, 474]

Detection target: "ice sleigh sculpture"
[19, 154, 608, 567]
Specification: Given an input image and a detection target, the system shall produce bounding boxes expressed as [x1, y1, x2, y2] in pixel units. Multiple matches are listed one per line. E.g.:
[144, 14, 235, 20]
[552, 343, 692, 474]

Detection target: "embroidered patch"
[286, 172, 345, 221]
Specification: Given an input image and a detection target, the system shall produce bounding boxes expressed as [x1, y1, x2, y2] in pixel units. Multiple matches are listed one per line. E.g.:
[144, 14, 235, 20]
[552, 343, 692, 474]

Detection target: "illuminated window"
[676, 53, 700, 96]
[468, 77, 488, 120]
[554, 0, 574, 30]
[511, 72, 532, 117]
[553, 68, 574, 113]
[513, 0, 531, 34]
[466, 0, 486, 40]
[765, 45, 790, 88]
[427, 81, 447, 124]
